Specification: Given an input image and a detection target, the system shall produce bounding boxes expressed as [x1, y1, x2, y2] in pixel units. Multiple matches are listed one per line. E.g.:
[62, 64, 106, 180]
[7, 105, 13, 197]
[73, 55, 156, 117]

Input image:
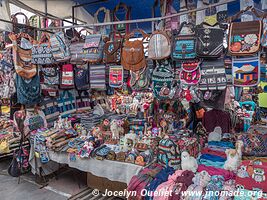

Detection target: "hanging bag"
[41, 65, 59, 85]
[94, 7, 111, 36]
[50, 31, 70, 62]
[130, 66, 151, 91]
[11, 12, 36, 39]
[60, 64, 74, 89]
[69, 29, 86, 64]
[89, 64, 106, 90]
[41, 97, 60, 128]
[121, 29, 148, 72]
[83, 33, 104, 63]
[9, 33, 37, 79]
[74, 63, 90, 90]
[103, 31, 123, 64]
[228, 20, 262, 55]
[196, 22, 224, 58]
[16, 74, 41, 106]
[57, 90, 76, 117]
[199, 59, 227, 90]
[261, 18, 267, 47]
[152, 61, 174, 100]
[148, 30, 171, 60]
[172, 22, 197, 60]
[179, 59, 201, 85]
[232, 55, 260, 87]
[76, 90, 91, 110]
[109, 65, 123, 88]
[32, 33, 55, 65]
[113, 3, 130, 36]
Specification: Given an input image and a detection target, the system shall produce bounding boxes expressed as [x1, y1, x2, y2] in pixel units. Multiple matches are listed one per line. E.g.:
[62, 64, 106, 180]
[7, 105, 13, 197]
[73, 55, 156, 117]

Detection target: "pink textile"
[197, 165, 236, 181]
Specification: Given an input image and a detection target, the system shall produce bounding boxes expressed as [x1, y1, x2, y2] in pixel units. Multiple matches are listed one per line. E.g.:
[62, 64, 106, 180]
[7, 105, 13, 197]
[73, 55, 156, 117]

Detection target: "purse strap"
[94, 7, 110, 23]
[125, 29, 148, 41]
[12, 12, 30, 25]
[113, 2, 129, 21]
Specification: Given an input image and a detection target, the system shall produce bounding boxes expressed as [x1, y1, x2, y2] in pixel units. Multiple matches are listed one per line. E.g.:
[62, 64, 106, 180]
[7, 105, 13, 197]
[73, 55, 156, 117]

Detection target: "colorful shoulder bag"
[60, 64, 74, 89]
[83, 34, 104, 63]
[74, 63, 90, 91]
[109, 65, 123, 88]
[32, 33, 55, 65]
[179, 59, 201, 85]
[152, 61, 174, 100]
[172, 22, 197, 60]
[70, 29, 86, 64]
[41, 65, 59, 85]
[50, 31, 70, 62]
[199, 59, 227, 90]
[232, 55, 260, 87]
[228, 20, 262, 56]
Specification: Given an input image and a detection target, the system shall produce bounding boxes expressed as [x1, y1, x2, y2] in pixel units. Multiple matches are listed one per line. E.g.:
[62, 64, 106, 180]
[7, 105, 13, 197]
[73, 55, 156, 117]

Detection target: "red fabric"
[201, 148, 227, 159]
[202, 109, 231, 133]
[236, 160, 267, 193]
[197, 164, 235, 181]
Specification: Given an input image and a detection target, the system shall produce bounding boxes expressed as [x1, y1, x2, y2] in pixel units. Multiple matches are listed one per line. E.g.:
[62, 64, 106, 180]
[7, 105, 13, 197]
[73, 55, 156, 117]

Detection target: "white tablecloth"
[49, 151, 143, 184]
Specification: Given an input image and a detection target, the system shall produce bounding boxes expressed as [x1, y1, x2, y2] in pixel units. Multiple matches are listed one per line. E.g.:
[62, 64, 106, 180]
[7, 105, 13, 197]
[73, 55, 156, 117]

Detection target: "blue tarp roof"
[73, 0, 263, 33]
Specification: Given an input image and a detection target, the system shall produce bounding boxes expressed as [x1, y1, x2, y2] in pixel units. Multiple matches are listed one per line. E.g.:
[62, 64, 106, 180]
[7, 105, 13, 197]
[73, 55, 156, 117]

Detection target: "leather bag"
[103, 31, 123, 64]
[228, 20, 262, 56]
[148, 30, 171, 60]
[121, 29, 147, 72]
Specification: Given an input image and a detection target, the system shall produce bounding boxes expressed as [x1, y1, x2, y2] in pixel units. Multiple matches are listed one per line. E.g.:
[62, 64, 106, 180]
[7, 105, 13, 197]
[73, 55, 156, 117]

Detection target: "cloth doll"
[224, 140, 243, 172]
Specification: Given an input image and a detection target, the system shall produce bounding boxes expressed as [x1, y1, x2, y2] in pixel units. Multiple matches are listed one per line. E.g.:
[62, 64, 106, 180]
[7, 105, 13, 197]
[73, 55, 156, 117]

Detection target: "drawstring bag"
[32, 33, 55, 65]
[74, 63, 90, 90]
[16, 74, 41, 106]
[50, 31, 70, 62]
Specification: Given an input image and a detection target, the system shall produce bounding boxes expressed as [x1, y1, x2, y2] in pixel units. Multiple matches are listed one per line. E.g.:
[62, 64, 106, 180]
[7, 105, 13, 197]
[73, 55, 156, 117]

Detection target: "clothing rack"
[40, 0, 238, 31]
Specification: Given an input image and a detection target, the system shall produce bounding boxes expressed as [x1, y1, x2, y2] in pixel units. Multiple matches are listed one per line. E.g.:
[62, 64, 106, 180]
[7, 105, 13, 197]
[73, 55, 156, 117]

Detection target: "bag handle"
[175, 21, 195, 35]
[113, 2, 129, 21]
[12, 12, 29, 25]
[94, 7, 110, 23]
[125, 29, 148, 41]
[228, 6, 263, 22]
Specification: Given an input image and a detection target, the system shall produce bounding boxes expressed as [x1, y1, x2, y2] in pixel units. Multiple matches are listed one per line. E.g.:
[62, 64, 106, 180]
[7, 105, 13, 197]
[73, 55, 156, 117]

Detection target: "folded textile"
[200, 154, 226, 162]
[207, 146, 229, 152]
[145, 166, 175, 200]
[198, 158, 225, 169]
[208, 141, 234, 149]
[201, 148, 227, 159]
[197, 164, 235, 181]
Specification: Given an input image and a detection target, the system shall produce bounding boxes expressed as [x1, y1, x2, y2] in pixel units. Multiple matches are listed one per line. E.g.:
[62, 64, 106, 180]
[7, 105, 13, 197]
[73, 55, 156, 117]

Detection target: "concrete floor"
[0, 158, 87, 200]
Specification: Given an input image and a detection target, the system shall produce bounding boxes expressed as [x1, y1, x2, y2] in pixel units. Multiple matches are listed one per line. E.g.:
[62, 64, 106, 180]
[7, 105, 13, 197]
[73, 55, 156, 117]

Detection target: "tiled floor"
[0, 158, 87, 200]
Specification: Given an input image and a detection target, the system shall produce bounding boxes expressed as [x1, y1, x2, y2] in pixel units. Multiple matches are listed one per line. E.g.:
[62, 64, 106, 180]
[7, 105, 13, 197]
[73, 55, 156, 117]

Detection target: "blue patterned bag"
[172, 22, 196, 60]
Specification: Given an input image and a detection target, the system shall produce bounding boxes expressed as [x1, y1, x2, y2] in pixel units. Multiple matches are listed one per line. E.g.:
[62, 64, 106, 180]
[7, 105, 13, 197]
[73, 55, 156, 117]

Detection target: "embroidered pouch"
[180, 60, 201, 85]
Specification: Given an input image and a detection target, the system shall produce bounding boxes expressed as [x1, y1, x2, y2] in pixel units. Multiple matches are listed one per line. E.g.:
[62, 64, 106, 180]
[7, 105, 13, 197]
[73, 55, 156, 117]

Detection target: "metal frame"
[42, 0, 238, 31]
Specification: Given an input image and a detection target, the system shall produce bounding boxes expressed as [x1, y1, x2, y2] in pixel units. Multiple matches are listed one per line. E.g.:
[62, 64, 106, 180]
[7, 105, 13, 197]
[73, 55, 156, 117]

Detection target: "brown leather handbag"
[148, 30, 171, 60]
[103, 31, 123, 64]
[121, 29, 148, 72]
[9, 33, 37, 79]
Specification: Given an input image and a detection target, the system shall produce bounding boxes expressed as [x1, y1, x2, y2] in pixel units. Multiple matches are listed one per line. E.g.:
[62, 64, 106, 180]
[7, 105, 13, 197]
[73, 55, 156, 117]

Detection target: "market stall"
[0, 0, 267, 199]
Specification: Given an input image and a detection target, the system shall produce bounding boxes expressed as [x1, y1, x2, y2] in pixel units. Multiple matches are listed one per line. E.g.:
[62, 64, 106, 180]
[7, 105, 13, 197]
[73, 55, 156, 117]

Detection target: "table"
[49, 151, 143, 184]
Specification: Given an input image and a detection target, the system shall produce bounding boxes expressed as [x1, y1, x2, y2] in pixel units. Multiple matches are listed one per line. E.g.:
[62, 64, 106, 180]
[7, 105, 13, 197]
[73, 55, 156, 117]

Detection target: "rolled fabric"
[201, 148, 227, 159]
[197, 164, 235, 181]
[208, 141, 234, 149]
[200, 153, 226, 162]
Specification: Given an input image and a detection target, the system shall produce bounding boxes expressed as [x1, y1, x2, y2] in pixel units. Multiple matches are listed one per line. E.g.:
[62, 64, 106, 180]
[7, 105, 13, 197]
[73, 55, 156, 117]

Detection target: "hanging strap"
[94, 7, 111, 23]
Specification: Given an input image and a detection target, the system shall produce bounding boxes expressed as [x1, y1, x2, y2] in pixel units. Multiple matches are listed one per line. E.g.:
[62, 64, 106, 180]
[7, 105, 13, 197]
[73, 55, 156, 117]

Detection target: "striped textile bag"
[57, 90, 76, 118]
[41, 97, 60, 128]
[89, 64, 106, 90]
